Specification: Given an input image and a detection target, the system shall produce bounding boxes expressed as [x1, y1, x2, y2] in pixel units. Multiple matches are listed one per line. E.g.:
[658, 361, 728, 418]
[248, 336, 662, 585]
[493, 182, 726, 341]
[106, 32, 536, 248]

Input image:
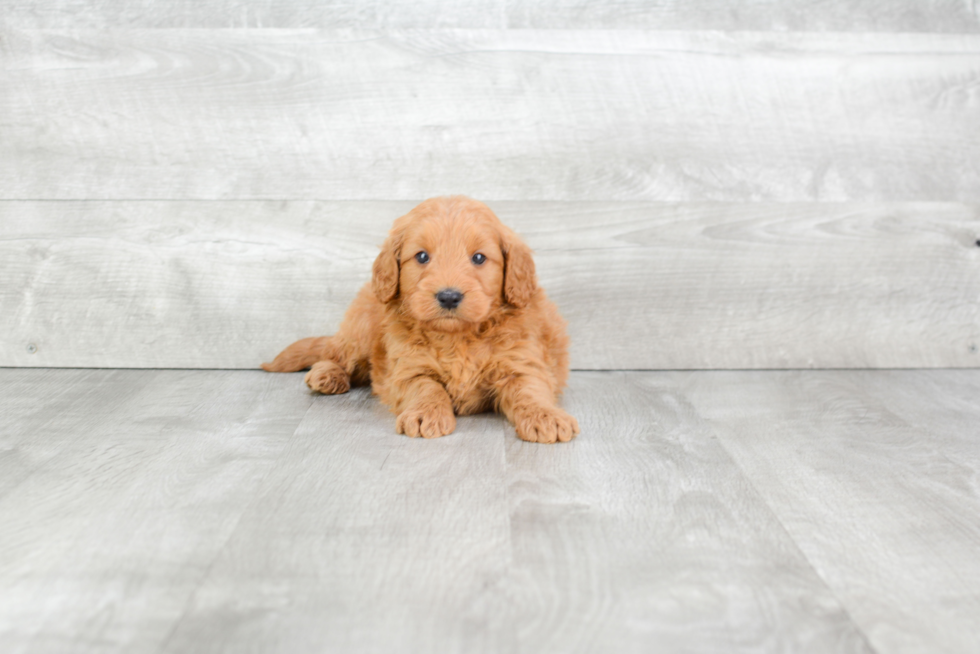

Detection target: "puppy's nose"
[436, 288, 464, 310]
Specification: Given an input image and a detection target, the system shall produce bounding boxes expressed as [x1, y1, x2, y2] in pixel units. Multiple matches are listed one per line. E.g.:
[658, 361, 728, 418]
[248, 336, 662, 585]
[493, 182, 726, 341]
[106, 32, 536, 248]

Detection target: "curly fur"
[262, 196, 578, 443]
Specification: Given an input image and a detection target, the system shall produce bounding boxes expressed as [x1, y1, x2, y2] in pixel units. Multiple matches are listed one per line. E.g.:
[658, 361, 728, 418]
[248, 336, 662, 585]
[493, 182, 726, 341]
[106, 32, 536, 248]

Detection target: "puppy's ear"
[372, 233, 401, 303]
[501, 228, 537, 308]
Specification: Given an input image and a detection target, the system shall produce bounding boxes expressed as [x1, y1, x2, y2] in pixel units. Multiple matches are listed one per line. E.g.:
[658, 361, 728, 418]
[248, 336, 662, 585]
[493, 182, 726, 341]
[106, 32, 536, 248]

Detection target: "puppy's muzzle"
[436, 288, 464, 310]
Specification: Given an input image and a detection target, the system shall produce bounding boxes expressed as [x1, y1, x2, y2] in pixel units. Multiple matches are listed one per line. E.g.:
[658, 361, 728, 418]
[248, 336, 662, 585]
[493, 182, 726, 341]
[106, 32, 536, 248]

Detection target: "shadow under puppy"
[262, 196, 579, 443]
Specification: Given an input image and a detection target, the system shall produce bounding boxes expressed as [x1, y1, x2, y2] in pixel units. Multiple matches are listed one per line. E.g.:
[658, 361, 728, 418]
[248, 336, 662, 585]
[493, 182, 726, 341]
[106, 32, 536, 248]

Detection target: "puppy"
[262, 196, 579, 443]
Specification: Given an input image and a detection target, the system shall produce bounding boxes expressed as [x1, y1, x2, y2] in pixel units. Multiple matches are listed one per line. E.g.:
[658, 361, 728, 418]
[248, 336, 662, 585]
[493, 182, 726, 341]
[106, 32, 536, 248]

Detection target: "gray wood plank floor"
[2, 368, 978, 653]
[681, 370, 980, 654]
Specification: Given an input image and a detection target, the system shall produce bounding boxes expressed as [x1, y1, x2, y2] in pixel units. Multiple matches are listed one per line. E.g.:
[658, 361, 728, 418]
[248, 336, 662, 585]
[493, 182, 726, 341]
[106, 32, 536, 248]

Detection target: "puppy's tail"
[261, 336, 333, 372]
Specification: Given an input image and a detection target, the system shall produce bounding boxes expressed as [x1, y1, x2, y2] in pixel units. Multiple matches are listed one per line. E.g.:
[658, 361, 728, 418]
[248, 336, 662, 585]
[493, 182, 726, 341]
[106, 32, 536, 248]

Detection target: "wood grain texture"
[0, 0, 507, 29]
[0, 200, 406, 370]
[160, 386, 513, 654]
[5, 368, 980, 652]
[2, 200, 978, 369]
[2, 29, 979, 202]
[682, 369, 980, 654]
[3, 0, 978, 31]
[0, 368, 894, 653]
[494, 372, 872, 652]
[507, 0, 980, 31]
[0, 369, 314, 654]
[0, 369, 158, 501]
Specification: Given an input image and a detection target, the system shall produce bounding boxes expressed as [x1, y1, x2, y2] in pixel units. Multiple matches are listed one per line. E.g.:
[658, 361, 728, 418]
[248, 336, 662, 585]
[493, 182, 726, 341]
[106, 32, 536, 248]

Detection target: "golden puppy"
[262, 196, 579, 443]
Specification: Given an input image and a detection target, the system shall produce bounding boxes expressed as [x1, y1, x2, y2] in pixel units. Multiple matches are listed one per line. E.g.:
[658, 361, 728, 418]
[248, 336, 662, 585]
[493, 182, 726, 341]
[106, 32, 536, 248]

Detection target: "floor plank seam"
[696, 414, 883, 654]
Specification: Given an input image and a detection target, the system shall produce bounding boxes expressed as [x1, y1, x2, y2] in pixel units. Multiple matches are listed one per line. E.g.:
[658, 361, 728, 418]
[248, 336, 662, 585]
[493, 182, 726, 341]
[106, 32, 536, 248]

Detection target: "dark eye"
[471, 253, 487, 265]
[415, 251, 430, 264]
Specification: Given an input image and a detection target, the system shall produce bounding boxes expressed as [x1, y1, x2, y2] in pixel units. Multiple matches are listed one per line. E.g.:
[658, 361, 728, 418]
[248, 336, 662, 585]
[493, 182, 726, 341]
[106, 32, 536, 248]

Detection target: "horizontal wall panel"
[0, 1, 508, 29]
[2, 1, 978, 31]
[508, 0, 980, 31]
[2, 200, 977, 369]
[2, 30, 979, 202]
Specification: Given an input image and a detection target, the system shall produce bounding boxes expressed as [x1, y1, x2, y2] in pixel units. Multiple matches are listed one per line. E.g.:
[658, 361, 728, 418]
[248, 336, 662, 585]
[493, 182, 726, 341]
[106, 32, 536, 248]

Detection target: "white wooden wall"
[1, 2, 979, 369]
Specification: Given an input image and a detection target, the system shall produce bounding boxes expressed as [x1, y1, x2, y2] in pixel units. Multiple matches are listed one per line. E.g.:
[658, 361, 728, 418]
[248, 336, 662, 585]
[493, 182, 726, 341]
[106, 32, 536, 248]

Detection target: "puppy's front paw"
[304, 360, 350, 395]
[515, 406, 579, 444]
[396, 405, 457, 439]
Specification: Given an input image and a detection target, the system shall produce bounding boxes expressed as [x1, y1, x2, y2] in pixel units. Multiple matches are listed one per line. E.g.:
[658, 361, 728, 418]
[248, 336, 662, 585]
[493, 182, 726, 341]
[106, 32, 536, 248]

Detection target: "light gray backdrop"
[1, 1, 978, 369]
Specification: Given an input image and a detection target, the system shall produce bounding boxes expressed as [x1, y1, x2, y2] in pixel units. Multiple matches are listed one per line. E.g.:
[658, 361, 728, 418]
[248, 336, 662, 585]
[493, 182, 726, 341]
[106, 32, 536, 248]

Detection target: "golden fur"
[262, 196, 579, 443]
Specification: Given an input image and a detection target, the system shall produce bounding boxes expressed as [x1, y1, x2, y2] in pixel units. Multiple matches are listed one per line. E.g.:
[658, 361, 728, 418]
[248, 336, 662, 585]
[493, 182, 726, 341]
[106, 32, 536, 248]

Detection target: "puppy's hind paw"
[304, 360, 350, 395]
[515, 406, 579, 444]
[396, 405, 456, 439]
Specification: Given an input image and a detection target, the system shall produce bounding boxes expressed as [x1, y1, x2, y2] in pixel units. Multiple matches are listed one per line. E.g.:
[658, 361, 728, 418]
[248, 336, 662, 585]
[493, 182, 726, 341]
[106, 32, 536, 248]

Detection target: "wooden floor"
[1, 368, 978, 654]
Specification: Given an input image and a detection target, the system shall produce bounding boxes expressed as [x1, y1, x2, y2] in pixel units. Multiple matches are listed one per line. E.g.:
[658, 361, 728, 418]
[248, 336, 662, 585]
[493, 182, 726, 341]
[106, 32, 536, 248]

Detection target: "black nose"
[436, 288, 464, 310]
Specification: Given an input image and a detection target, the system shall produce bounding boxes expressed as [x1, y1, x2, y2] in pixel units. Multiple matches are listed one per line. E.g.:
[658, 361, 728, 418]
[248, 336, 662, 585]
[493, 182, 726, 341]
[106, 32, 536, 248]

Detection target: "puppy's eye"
[415, 251, 430, 264]
[471, 253, 487, 265]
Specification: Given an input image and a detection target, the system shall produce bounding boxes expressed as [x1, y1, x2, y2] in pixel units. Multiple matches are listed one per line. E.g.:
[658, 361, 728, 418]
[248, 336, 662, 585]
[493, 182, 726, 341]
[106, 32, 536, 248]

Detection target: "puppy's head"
[372, 196, 536, 332]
